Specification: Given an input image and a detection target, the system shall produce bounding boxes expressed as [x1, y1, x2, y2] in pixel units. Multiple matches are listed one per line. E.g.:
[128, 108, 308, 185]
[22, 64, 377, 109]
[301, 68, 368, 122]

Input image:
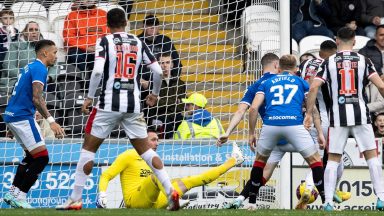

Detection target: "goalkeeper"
[96, 128, 244, 209]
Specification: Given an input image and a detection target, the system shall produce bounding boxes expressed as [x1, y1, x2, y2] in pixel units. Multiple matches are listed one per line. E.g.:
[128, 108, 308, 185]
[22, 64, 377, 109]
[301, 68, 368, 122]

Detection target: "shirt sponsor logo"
[4, 111, 14, 116]
[338, 96, 345, 104]
[268, 116, 297, 120]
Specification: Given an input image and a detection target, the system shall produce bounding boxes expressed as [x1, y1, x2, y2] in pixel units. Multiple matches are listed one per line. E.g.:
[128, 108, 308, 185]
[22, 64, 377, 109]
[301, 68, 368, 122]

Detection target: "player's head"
[143, 15, 160, 41]
[0, 8, 15, 26]
[22, 21, 41, 42]
[107, 8, 127, 29]
[261, 53, 279, 73]
[278, 54, 297, 74]
[158, 52, 173, 78]
[35, 39, 57, 67]
[375, 25, 384, 50]
[74, 0, 97, 9]
[299, 53, 316, 63]
[336, 27, 356, 47]
[319, 40, 337, 59]
[375, 113, 384, 135]
[147, 128, 159, 151]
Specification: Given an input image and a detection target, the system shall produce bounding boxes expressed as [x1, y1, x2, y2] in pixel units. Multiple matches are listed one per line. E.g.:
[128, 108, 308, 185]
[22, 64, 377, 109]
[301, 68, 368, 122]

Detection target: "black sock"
[311, 161, 325, 203]
[13, 151, 34, 189]
[241, 177, 267, 199]
[19, 155, 49, 193]
[249, 161, 266, 204]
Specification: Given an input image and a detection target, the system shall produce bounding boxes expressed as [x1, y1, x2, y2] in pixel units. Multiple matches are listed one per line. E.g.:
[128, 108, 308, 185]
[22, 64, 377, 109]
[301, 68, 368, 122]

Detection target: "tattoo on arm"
[32, 82, 51, 119]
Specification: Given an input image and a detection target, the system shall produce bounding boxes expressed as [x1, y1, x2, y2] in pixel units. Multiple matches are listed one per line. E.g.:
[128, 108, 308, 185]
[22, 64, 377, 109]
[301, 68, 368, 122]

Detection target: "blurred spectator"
[291, 0, 334, 42]
[63, 0, 108, 78]
[326, 0, 365, 36]
[35, 111, 55, 139]
[299, 52, 316, 63]
[374, 113, 384, 137]
[0, 9, 18, 77]
[174, 93, 224, 140]
[360, 0, 384, 38]
[366, 77, 384, 116]
[359, 25, 384, 76]
[0, 21, 56, 95]
[138, 15, 182, 78]
[146, 52, 186, 139]
[118, 0, 133, 19]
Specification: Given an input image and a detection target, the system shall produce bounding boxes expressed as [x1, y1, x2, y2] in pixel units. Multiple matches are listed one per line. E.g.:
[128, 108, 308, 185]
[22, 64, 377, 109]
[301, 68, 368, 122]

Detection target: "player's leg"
[122, 113, 179, 211]
[5, 119, 48, 209]
[353, 124, 384, 210]
[57, 108, 117, 210]
[248, 125, 280, 205]
[323, 126, 349, 211]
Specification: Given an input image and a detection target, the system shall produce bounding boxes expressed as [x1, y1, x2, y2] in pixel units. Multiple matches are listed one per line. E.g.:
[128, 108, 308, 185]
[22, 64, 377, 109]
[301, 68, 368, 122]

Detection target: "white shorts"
[85, 108, 147, 139]
[328, 124, 376, 154]
[258, 125, 317, 159]
[6, 118, 45, 152]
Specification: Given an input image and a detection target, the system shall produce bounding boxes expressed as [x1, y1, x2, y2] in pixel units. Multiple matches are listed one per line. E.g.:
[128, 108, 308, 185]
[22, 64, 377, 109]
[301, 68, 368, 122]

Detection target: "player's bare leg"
[131, 137, 180, 211]
[56, 134, 104, 210]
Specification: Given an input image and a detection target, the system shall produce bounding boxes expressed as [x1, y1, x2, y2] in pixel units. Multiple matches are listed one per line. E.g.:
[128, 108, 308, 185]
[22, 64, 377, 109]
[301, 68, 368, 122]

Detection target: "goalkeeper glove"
[96, 192, 107, 208]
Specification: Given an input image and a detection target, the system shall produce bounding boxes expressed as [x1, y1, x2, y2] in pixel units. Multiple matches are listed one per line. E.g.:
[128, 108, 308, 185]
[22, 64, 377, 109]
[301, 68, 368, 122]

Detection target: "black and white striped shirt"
[299, 58, 331, 126]
[315, 51, 377, 127]
[95, 32, 157, 113]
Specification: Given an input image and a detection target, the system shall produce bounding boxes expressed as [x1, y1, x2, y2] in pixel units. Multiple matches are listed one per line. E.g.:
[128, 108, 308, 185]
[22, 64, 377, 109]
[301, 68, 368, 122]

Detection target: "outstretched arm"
[304, 79, 323, 129]
[249, 93, 264, 152]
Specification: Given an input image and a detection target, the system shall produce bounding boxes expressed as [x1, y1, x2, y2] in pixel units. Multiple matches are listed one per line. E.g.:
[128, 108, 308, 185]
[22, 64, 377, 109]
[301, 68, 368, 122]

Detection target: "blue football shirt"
[257, 72, 309, 126]
[3, 59, 48, 122]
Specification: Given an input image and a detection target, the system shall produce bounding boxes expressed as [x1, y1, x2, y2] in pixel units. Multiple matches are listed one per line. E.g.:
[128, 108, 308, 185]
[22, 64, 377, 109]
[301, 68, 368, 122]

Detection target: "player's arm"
[312, 106, 325, 149]
[304, 79, 322, 129]
[32, 83, 64, 138]
[249, 93, 264, 152]
[217, 103, 249, 146]
[82, 38, 106, 114]
[97, 152, 130, 208]
[368, 73, 384, 98]
[142, 40, 163, 107]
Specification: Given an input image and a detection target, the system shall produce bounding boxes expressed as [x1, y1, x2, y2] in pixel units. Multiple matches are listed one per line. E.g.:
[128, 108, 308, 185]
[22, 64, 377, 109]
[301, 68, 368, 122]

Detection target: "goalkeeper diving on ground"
[96, 128, 244, 209]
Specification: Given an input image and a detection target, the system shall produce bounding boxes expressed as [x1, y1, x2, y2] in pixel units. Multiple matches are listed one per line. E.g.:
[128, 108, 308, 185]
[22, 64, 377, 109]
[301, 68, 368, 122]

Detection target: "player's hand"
[96, 192, 107, 208]
[82, 98, 93, 115]
[217, 134, 229, 147]
[6, 130, 14, 139]
[146, 94, 158, 107]
[249, 134, 257, 152]
[304, 115, 312, 130]
[50, 122, 65, 139]
[87, 46, 96, 53]
[318, 133, 326, 150]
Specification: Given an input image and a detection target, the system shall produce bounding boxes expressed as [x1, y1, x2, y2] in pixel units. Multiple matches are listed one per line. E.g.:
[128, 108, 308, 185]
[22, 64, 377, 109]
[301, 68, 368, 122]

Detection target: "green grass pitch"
[1, 209, 384, 216]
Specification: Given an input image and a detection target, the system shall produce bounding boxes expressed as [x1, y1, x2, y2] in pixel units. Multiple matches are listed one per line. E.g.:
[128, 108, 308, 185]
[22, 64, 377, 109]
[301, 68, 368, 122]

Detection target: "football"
[296, 182, 319, 204]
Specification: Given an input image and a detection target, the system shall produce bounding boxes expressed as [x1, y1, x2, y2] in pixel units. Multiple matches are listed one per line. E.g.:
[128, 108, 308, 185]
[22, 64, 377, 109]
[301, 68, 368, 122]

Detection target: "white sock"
[336, 161, 344, 186]
[236, 195, 245, 202]
[13, 187, 20, 197]
[141, 149, 172, 196]
[367, 157, 384, 201]
[17, 191, 26, 201]
[324, 161, 339, 205]
[70, 149, 95, 201]
[305, 171, 315, 191]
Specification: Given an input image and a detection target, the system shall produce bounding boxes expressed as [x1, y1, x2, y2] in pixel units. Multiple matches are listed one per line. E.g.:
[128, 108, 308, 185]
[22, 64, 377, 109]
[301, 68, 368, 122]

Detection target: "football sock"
[249, 161, 266, 204]
[71, 149, 95, 201]
[181, 157, 236, 192]
[141, 149, 172, 196]
[240, 177, 267, 199]
[336, 161, 344, 186]
[19, 150, 49, 194]
[324, 160, 338, 205]
[310, 161, 325, 203]
[305, 171, 315, 191]
[367, 158, 384, 201]
[13, 151, 34, 191]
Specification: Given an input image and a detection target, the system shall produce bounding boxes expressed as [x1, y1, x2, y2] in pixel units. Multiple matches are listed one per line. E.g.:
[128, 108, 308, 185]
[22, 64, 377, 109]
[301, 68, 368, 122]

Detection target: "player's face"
[147, 132, 159, 151]
[159, 56, 173, 78]
[45, 45, 58, 67]
[376, 28, 384, 49]
[375, 115, 384, 134]
[300, 54, 314, 63]
[24, 23, 40, 42]
[0, 14, 14, 26]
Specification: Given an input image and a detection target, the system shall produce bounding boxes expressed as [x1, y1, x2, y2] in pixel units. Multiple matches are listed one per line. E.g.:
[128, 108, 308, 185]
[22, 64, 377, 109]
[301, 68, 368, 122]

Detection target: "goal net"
[0, 0, 286, 209]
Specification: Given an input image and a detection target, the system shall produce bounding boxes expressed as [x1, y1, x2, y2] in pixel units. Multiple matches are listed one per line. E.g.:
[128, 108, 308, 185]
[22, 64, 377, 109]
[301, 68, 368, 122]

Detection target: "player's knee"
[83, 161, 94, 175]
